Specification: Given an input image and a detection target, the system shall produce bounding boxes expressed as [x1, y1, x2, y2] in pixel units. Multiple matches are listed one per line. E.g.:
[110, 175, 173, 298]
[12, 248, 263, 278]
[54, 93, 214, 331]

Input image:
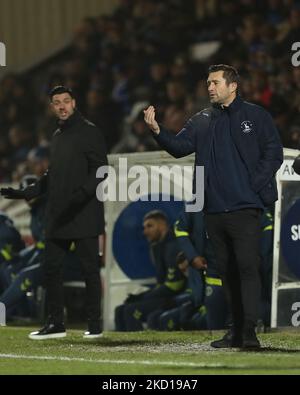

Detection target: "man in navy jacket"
[144, 64, 283, 348]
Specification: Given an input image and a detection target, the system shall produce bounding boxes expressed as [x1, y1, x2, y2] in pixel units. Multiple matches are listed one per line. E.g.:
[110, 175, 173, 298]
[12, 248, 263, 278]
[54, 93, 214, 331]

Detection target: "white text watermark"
[291, 302, 300, 327]
[291, 42, 300, 67]
[0, 303, 6, 326]
[0, 42, 6, 66]
[96, 158, 204, 212]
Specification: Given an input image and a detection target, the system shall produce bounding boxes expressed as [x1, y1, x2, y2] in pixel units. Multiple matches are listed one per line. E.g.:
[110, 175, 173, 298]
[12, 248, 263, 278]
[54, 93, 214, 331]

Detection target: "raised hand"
[143, 105, 160, 134]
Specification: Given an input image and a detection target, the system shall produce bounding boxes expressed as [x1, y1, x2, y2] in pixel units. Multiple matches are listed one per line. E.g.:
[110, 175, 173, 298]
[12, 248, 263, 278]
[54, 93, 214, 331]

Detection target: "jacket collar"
[57, 110, 82, 130]
[213, 95, 243, 115]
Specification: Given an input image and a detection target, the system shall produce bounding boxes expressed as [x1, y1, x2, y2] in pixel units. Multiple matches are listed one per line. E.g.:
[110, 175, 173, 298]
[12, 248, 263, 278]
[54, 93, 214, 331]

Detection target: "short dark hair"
[208, 64, 240, 87]
[143, 210, 168, 223]
[49, 85, 74, 101]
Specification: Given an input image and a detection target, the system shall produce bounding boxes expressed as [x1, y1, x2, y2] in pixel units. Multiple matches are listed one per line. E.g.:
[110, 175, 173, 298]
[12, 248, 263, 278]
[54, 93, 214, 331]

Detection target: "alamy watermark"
[291, 42, 300, 67]
[291, 302, 300, 327]
[95, 158, 204, 212]
[0, 41, 6, 66]
[0, 302, 6, 326]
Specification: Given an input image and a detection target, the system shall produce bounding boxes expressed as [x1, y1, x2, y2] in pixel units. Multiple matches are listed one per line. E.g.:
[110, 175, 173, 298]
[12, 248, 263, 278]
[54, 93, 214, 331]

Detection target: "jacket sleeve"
[174, 212, 200, 264]
[152, 116, 197, 158]
[251, 110, 283, 193]
[78, 127, 108, 200]
[163, 239, 186, 292]
[23, 171, 48, 201]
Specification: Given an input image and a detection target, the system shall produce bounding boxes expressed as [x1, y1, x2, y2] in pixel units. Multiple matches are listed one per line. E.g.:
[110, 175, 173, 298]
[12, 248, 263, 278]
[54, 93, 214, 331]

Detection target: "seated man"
[0, 175, 47, 319]
[114, 210, 186, 331]
[152, 209, 227, 331]
[0, 212, 25, 274]
[150, 252, 207, 331]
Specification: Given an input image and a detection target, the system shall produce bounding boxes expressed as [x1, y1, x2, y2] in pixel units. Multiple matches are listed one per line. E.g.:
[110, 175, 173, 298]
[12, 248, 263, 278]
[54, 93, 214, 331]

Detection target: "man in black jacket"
[144, 65, 283, 349]
[1, 86, 108, 339]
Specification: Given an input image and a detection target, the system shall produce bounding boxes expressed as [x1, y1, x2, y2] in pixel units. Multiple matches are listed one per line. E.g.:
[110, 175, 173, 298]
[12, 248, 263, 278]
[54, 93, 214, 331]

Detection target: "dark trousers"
[205, 283, 228, 330]
[123, 298, 172, 331]
[205, 209, 262, 331]
[44, 237, 101, 325]
[0, 263, 41, 314]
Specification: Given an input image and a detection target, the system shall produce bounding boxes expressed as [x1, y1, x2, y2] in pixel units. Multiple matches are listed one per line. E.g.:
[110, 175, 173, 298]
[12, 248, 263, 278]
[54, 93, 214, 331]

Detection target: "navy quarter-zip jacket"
[153, 96, 283, 209]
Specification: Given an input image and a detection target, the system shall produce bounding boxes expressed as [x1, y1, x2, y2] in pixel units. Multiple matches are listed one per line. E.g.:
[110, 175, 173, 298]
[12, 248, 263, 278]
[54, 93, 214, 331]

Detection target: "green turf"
[0, 326, 300, 374]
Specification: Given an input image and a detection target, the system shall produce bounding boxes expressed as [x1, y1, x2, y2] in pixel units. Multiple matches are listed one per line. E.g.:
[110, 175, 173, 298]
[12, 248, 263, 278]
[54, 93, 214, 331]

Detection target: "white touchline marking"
[0, 353, 240, 368]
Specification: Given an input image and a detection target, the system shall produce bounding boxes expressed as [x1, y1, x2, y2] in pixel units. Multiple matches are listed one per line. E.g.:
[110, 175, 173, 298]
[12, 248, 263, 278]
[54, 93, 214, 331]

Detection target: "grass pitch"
[0, 326, 300, 375]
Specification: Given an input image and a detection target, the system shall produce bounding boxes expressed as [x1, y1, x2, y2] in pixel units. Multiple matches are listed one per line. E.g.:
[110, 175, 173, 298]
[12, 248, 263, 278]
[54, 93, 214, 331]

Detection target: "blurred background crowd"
[1, 0, 300, 183]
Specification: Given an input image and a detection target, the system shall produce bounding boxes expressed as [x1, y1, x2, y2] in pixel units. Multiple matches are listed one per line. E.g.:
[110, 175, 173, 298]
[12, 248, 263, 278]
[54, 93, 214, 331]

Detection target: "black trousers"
[204, 209, 262, 330]
[44, 237, 101, 325]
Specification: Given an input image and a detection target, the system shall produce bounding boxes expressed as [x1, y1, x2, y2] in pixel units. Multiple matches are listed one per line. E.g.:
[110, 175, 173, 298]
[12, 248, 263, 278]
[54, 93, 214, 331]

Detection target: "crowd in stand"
[1, 0, 300, 183]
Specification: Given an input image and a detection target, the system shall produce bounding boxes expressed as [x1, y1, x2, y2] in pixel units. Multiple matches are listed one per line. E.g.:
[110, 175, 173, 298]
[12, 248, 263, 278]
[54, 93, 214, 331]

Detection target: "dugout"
[1, 149, 299, 329]
[271, 148, 300, 328]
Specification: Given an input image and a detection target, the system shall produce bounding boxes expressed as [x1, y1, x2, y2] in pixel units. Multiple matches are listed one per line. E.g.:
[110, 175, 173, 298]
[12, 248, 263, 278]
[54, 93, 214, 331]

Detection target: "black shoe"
[83, 321, 103, 339]
[29, 322, 66, 340]
[211, 329, 243, 348]
[83, 331, 103, 339]
[242, 327, 260, 349]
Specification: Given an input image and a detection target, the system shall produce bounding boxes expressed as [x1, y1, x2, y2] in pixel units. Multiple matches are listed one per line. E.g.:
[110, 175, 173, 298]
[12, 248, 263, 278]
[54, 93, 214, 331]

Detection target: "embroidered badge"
[241, 120, 253, 134]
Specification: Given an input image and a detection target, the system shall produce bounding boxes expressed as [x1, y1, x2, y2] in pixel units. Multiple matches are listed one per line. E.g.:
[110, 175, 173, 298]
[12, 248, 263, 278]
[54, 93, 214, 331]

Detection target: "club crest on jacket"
[241, 120, 253, 134]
